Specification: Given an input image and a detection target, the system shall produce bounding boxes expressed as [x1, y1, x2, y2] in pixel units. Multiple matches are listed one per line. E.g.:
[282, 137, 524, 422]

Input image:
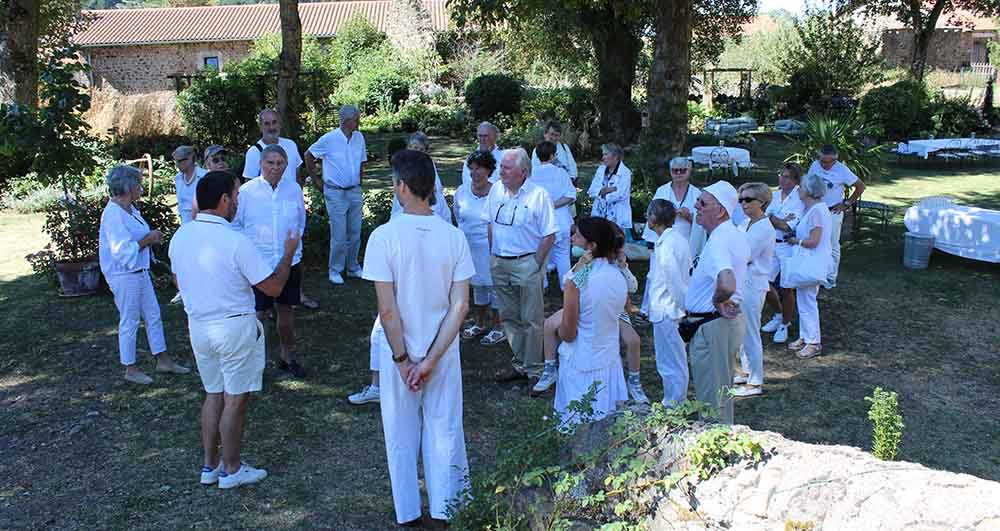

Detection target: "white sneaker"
[773, 323, 789, 343]
[733, 373, 748, 385]
[626, 376, 650, 404]
[200, 463, 223, 485]
[329, 273, 344, 285]
[532, 364, 558, 393]
[733, 385, 763, 398]
[348, 385, 380, 404]
[218, 463, 267, 489]
[761, 314, 783, 333]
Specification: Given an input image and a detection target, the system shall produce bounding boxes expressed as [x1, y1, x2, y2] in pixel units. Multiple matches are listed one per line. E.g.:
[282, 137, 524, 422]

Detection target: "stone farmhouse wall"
[82, 41, 254, 94]
[882, 28, 998, 71]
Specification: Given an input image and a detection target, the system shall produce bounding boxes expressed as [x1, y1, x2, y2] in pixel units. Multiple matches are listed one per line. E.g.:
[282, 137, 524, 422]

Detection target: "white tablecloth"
[691, 146, 752, 167]
[897, 138, 1000, 159]
[904, 203, 1000, 263]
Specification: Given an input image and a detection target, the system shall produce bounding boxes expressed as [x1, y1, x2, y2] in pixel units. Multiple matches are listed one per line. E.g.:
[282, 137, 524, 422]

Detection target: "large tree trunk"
[1, 0, 41, 108]
[591, 13, 642, 146]
[645, 0, 694, 186]
[908, 0, 947, 81]
[277, 0, 302, 138]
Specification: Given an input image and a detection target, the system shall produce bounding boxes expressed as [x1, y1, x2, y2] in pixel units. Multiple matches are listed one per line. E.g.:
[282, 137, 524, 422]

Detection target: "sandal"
[461, 324, 488, 339]
[300, 296, 320, 310]
[480, 329, 507, 346]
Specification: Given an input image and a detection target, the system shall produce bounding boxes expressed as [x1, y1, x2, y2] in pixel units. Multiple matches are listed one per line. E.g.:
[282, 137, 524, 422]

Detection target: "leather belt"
[330, 184, 359, 191]
[496, 253, 534, 260]
[686, 311, 721, 320]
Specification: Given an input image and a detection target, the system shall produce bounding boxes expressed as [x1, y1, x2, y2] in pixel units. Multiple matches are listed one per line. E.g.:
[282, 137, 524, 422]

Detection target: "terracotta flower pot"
[54, 258, 101, 297]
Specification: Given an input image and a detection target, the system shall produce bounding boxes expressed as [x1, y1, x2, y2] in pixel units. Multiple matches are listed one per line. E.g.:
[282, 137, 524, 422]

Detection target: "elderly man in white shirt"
[243, 108, 304, 185]
[807, 144, 866, 289]
[588, 143, 633, 232]
[531, 120, 578, 183]
[306, 105, 367, 285]
[484, 148, 558, 382]
[170, 170, 299, 489]
[461, 121, 503, 187]
[233, 145, 307, 378]
[364, 149, 474, 527]
[683, 181, 750, 425]
[530, 140, 576, 291]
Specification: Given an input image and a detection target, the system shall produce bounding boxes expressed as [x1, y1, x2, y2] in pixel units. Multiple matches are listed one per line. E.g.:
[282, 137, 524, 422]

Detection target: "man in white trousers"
[363, 149, 474, 528]
[807, 144, 865, 288]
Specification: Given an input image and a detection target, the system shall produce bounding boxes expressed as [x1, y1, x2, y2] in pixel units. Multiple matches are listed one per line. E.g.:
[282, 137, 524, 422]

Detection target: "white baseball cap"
[703, 180, 738, 219]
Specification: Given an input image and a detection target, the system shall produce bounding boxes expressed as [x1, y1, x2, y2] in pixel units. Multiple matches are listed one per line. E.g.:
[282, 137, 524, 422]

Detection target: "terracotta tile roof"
[876, 9, 998, 31]
[74, 0, 449, 47]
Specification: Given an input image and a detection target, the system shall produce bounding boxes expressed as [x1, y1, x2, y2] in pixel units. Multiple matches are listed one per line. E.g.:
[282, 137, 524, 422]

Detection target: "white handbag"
[779, 244, 829, 288]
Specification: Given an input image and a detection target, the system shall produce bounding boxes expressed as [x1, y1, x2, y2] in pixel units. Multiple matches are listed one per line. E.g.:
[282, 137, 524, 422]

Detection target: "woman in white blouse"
[99, 165, 189, 385]
[733, 183, 775, 397]
[390, 132, 451, 223]
[553, 217, 628, 424]
[587, 143, 632, 233]
[784, 173, 833, 359]
[761, 163, 805, 343]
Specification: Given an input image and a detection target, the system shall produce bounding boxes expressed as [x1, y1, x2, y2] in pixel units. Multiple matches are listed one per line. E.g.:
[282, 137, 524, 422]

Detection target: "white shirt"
[232, 176, 306, 267]
[588, 162, 632, 230]
[796, 202, 833, 265]
[362, 213, 475, 360]
[807, 160, 858, 208]
[647, 228, 692, 323]
[560, 258, 627, 372]
[169, 213, 273, 322]
[453, 182, 490, 243]
[529, 163, 576, 234]
[242, 137, 304, 184]
[685, 221, 750, 313]
[99, 200, 152, 276]
[308, 128, 367, 189]
[531, 143, 578, 181]
[175, 166, 208, 224]
[765, 187, 805, 241]
[461, 145, 503, 188]
[482, 179, 558, 257]
[390, 165, 451, 223]
[642, 181, 700, 243]
[740, 217, 776, 292]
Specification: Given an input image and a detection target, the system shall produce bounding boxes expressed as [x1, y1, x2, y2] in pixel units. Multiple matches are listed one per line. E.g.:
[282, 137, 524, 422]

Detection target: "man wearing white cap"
[684, 180, 750, 425]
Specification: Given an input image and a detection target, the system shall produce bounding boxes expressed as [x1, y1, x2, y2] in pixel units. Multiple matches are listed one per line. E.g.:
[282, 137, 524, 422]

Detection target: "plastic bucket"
[903, 232, 934, 269]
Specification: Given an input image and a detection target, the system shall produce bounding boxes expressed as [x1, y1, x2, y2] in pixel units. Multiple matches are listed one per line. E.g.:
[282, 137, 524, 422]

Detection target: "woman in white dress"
[760, 163, 805, 343]
[553, 217, 628, 425]
[733, 183, 775, 397]
[390, 132, 451, 223]
[587, 143, 632, 233]
[784, 173, 833, 359]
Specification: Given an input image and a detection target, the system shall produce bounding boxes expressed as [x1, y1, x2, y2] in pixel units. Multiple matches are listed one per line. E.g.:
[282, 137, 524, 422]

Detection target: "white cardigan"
[588, 162, 632, 230]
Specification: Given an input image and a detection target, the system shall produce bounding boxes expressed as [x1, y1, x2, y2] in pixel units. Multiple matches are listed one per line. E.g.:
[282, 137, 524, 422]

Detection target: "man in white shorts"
[169, 171, 299, 489]
[363, 149, 474, 527]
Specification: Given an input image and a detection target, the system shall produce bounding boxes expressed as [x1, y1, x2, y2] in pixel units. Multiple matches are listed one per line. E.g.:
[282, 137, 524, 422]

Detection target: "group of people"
[96, 105, 864, 525]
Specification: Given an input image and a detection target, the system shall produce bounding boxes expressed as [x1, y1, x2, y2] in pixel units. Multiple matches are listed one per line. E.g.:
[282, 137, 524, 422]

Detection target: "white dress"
[453, 183, 492, 287]
[554, 259, 629, 424]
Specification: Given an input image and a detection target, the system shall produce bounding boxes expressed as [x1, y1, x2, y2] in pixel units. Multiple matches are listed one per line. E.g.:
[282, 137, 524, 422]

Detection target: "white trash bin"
[903, 232, 934, 269]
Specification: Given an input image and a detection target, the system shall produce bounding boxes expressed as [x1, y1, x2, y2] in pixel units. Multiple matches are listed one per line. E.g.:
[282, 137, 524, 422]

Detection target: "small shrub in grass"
[464, 74, 524, 123]
[929, 95, 988, 138]
[865, 386, 903, 461]
[859, 79, 933, 141]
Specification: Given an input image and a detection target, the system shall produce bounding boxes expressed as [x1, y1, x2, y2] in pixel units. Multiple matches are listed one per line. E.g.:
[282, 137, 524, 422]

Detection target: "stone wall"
[882, 28, 998, 71]
[82, 41, 254, 94]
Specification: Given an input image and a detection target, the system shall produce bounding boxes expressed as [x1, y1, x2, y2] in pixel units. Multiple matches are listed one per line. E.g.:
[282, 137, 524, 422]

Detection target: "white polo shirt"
[481, 179, 558, 257]
[453, 183, 490, 243]
[232, 176, 306, 267]
[529, 163, 576, 234]
[807, 160, 858, 208]
[175, 166, 208, 224]
[242, 137, 303, 183]
[684, 220, 750, 314]
[531, 142, 578, 181]
[461, 145, 503, 188]
[308, 127, 367, 189]
[362, 213, 475, 360]
[169, 213, 273, 322]
[642, 181, 701, 243]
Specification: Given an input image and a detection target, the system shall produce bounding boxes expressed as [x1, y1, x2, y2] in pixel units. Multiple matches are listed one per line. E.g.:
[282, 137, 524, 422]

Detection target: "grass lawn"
[1, 133, 998, 529]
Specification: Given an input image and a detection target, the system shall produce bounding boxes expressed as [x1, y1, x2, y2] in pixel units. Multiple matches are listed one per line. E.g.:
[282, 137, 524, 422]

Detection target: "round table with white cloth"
[903, 199, 1000, 263]
[691, 146, 752, 167]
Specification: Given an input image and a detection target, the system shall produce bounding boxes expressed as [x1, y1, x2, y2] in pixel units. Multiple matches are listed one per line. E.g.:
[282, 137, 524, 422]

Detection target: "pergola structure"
[702, 67, 753, 110]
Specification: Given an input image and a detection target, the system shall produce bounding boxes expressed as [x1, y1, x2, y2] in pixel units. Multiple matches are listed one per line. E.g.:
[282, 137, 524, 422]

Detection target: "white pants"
[640, 247, 654, 315]
[369, 318, 384, 372]
[379, 338, 469, 523]
[796, 285, 821, 344]
[653, 318, 687, 406]
[189, 314, 265, 395]
[544, 233, 571, 291]
[107, 271, 166, 366]
[828, 211, 844, 286]
[325, 187, 363, 275]
[739, 287, 767, 386]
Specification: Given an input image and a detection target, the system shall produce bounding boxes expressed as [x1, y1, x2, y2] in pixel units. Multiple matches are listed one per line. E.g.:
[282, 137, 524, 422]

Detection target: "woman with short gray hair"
[99, 164, 189, 384]
[588, 143, 633, 232]
[387, 131, 451, 222]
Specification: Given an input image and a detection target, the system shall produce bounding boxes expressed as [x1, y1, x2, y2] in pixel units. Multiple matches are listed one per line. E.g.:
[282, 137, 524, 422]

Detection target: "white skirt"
[554, 346, 628, 425]
[770, 242, 795, 282]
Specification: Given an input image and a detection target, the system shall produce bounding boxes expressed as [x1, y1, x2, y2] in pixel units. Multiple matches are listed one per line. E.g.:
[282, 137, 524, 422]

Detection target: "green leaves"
[785, 113, 886, 181]
[688, 426, 765, 480]
[866, 387, 904, 461]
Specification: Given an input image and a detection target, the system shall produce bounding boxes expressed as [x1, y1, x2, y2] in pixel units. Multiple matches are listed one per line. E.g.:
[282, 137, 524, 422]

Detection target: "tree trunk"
[591, 16, 642, 146]
[908, 0, 947, 81]
[277, 0, 302, 138]
[645, 0, 694, 180]
[1, 0, 41, 108]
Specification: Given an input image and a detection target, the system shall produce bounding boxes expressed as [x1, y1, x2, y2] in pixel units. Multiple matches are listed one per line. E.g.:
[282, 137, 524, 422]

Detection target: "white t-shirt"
[232, 176, 306, 267]
[531, 143, 578, 181]
[740, 217, 776, 292]
[99, 200, 151, 276]
[529, 163, 576, 234]
[453, 183, 490, 243]
[169, 213, 273, 322]
[175, 166, 208, 224]
[807, 160, 859, 208]
[481, 180, 559, 257]
[461, 145, 503, 188]
[642, 181, 700, 243]
[765, 187, 805, 241]
[684, 221, 750, 313]
[362, 214, 476, 360]
[242, 137, 303, 184]
[308, 128, 367, 189]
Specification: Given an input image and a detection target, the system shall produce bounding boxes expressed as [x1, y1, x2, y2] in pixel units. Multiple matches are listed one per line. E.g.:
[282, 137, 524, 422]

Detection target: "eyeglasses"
[494, 202, 518, 226]
[738, 197, 759, 204]
[209, 156, 226, 163]
[671, 168, 689, 174]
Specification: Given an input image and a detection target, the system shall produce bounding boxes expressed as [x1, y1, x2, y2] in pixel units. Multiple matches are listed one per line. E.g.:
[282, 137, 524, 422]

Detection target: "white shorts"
[472, 285, 498, 309]
[189, 314, 265, 395]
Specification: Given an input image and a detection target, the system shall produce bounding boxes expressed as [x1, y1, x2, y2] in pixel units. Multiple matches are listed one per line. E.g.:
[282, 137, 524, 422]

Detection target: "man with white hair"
[530, 120, 578, 183]
[461, 121, 503, 187]
[306, 105, 367, 285]
[243, 109, 303, 185]
[484, 148, 557, 383]
[683, 181, 750, 425]
[806, 144, 865, 288]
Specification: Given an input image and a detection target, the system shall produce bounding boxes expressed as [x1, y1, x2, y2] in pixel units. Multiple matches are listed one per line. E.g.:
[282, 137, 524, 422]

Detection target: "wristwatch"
[392, 351, 409, 363]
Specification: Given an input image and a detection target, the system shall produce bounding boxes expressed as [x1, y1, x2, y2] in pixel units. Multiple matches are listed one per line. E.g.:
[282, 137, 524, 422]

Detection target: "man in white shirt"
[530, 120, 578, 183]
[684, 180, 750, 425]
[529, 140, 576, 292]
[484, 148, 558, 382]
[242, 109, 304, 185]
[461, 121, 503, 187]
[173, 145, 208, 224]
[807, 144, 866, 288]
[306, 105, 367, 285]
[363, 149, 474, 527]
[169, 171, 299, 490]
[233, 145, 307, 378]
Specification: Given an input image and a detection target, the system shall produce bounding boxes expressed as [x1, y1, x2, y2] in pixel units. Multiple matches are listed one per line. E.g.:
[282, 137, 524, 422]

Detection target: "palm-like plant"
[785, 113, 885, 181]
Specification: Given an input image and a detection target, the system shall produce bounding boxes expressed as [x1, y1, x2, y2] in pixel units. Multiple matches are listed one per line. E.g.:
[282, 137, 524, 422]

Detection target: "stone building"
[880, 11, 998, 71]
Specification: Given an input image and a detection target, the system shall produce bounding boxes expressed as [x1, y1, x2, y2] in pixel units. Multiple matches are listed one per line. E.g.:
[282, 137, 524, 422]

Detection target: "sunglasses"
[671, 168, 689, 174]
[738, 197, 759, 204]
[209, 156, 226, 163]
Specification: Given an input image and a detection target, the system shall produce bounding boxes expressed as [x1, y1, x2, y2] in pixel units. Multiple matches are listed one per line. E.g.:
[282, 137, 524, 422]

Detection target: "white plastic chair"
[916, 196, 955, 209]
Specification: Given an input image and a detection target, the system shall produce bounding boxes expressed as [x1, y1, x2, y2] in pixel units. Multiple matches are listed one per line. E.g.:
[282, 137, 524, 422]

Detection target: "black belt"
[496, 253, 534, 260]
[130, 268, 149, 274]
[776, 238, 787, 243]
[330, 184, 359, 191]
[225, 312, 255, 319]
[686, 311, 721, 320]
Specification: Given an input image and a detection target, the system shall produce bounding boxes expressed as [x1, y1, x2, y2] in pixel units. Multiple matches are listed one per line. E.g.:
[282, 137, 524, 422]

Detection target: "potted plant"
[42, 194, 104, 296]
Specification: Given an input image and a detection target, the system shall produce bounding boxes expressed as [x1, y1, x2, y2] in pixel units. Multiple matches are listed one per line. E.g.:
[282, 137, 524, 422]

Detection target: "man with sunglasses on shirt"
[806, 144, 866, 289]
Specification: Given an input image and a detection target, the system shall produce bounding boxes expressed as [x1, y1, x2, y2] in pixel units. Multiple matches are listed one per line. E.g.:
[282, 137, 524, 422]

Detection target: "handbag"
[779, 244, 829, 288]
[678, 313, 721, 343]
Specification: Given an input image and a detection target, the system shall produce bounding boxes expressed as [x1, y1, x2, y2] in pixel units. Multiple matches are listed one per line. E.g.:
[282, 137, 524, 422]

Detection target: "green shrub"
[929, 94, 987, 138]
[332, 45, 415, 114]
[865, 387, 903, 461]
[859, 80, 932, 140]
[688, 100, 709, 132]
[176, 70, 261, 149]
[328, 16, 389, 79]
[395, 100, 467, 136]
[521, 86, 597, 133]
[464, 73, 524, 122]
[785, 113, 885, 181]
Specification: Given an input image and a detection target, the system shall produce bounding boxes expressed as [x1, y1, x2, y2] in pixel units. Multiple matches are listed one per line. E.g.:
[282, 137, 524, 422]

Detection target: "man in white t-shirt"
[684, 180, 750, 425]
[529, 140, 576, 291]
[363, 149, 474, 527]
[806, 144, 866, 288]
[169, 171, 299, 489]
[306, 105, 367, 285]
[530, 120, 578, 183]
[242, 109, 304, 185]
[461, 121, 503, 187]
